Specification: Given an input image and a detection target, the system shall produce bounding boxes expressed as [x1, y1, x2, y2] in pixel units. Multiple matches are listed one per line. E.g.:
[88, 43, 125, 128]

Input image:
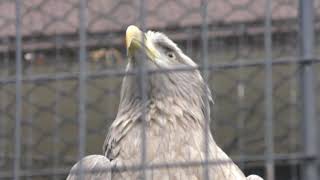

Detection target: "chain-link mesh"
[0, 0, 319, 179]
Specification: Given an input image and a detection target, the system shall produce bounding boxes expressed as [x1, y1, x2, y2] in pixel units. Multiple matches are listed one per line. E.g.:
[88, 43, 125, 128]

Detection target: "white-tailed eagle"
[67, 25, 263, 180]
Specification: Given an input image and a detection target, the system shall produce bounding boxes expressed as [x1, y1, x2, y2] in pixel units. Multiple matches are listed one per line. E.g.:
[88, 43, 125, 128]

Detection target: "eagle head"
[120, 25, 212, 112]
[126, 25, 198, 69]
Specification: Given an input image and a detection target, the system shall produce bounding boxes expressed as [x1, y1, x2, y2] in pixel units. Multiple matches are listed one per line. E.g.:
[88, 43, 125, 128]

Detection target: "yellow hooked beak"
[126, 25, 160, 60]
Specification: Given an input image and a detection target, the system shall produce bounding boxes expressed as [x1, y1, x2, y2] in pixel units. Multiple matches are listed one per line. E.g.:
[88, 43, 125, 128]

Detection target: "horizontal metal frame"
[0, 153, 316, 178]
[0, 57, 319, 85]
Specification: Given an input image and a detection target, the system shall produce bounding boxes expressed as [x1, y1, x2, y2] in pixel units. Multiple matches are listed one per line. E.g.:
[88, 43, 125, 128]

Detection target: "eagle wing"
[66, 155, 112, 180]
[247, 175, 264, 180]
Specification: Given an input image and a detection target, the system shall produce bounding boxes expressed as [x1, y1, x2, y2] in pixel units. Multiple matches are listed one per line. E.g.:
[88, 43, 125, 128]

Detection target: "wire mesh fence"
[0, 0, 319, 179]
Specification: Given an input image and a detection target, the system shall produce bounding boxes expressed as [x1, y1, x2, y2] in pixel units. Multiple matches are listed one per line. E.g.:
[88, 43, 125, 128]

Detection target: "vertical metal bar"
[26, 54, 34, 180]
[299, 0, 318, 179]
[289, 77, 298, 180]
[236, 25, 246, 169]
[53, 1, 63, 177]
[0, 69, 4, 168]
[200, 0, 210, 179]
[14, 0, 22, 179]
[0, 38, 9, 168]
[186, 28, 193, 56]
[78, 0, 87, 179]
[25, 15, 36, 180]
[138, 0, 147, 179]
[264, 0, 275, 179]
[53, 35, 62, 180]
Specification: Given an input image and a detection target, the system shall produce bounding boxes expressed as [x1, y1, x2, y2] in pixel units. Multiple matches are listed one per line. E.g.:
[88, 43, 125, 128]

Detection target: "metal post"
[53, 35, 63, 180]
[78, 0, 87, 179]
[138, 1, 147, 179]
[0, 38, 9, 168]
[264, 0, 275, 179]
[299, 0, 318, 180]
[200, 0, 210, 180]
[26, 52, 34, 180]
[14, 0, 22, 179]
[237, 25, 246, 170]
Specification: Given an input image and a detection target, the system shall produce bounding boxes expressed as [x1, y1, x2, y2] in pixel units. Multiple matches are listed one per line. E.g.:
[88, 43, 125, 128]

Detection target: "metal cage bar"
[298, 0, 318, 179]
[264, 0, 275, 179]
[13, 0, 22, 179]
[77, 0, 88, 179]
[0, 0, 318, 179]
[138, 1, 148, 180]
[200, 0, 210, 180]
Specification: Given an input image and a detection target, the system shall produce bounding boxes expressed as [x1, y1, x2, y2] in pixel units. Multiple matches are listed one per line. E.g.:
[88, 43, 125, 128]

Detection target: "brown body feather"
[103, 70, 246, 180]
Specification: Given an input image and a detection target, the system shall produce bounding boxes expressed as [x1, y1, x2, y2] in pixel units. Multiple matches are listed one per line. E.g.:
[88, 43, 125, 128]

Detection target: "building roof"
[0, 0, 314, 38]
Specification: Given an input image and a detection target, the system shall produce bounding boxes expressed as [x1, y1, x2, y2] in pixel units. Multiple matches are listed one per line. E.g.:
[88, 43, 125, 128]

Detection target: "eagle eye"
[166, 52, 175, 59]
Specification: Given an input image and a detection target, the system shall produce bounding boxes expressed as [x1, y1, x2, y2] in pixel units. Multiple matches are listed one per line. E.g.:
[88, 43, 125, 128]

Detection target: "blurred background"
[0, 0, 319, 179]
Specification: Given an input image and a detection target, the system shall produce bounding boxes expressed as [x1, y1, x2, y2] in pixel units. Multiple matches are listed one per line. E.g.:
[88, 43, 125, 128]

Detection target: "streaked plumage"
[67, 25, 263, 180]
